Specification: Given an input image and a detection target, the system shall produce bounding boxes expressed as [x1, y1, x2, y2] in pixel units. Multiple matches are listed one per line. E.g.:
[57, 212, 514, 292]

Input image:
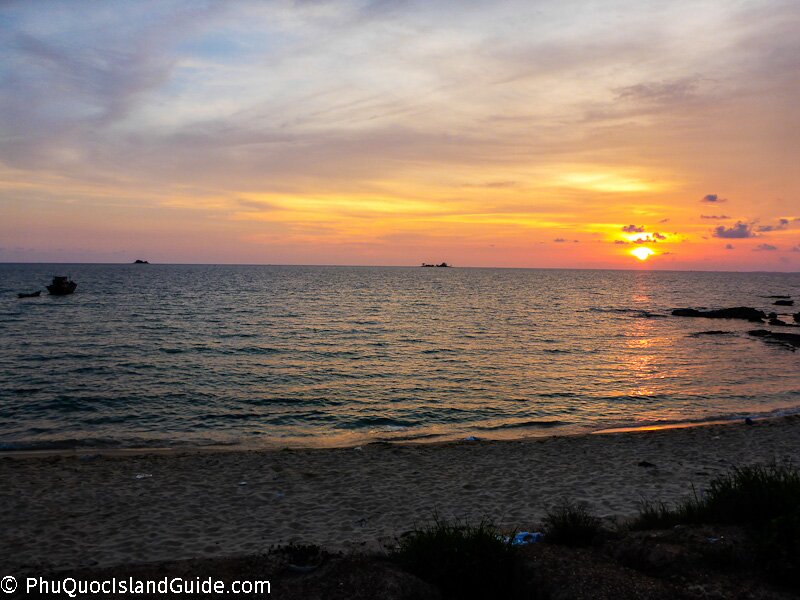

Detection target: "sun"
[630, 247, 655, 261]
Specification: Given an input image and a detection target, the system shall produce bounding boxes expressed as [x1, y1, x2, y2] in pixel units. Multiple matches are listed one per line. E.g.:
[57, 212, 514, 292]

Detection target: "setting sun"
[631, 247, 655, 261]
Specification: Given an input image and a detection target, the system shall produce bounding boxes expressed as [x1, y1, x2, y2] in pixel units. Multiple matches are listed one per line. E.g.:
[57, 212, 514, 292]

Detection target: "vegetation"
[698, 463, 800, 524]
[391, 516, 517, 599]
[542, 501, 603, 546]
[633, 490, 704, 530]
[633, 462, 800, 589]
[635, 463, 800, 529]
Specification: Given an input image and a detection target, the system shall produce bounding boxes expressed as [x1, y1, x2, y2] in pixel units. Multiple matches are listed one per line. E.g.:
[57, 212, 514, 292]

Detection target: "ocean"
[1, 264, 798, 451]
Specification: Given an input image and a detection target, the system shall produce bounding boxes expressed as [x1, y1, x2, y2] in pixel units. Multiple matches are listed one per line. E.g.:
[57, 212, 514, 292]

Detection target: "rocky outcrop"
[748, 330, 800, 348]
[769, 318, 790, 326]
[671, 307, 766, 322]
[774, 299, 794, 306]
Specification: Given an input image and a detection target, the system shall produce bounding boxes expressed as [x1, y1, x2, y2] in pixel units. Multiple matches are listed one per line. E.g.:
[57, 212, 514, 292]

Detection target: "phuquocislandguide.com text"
[3, 575, 270, 596]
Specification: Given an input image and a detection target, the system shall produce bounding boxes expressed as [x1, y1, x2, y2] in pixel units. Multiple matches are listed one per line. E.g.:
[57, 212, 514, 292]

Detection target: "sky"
[1, 0, 798, 270]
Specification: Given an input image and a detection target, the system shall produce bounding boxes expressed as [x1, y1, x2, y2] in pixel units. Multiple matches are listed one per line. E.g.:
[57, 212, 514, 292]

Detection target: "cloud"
[621, 224, 646, 233]
[613, 240, 629, 245]
[725, 243, 734, 250]
[701, 215, 730, 219]
[652, 232, 666, 240]
[615, 77, 700, 105]
[713, 222, 755, 239]
[701, 194, 726, 203]
[792, 245, 800, 253]
[658, 218, 670, 223]
[553, 238, 567, 242]
[753, 243, 778, 251]
[757, 218, 790, 232]
[463, 181, 518, 189]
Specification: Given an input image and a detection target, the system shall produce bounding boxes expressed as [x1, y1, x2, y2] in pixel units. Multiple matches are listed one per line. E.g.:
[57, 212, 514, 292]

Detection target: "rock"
[672, 307, 766, 322]
[672, 308, 701, 317]
[638, 461, 657, 468]
[774, 299, 794, 306]
[769, 318, 789, 326]
[794, 312, 800, 324]
[133, 259, 150, 264]
[748, 330, 800, 348]
[690, 330, 734, 336]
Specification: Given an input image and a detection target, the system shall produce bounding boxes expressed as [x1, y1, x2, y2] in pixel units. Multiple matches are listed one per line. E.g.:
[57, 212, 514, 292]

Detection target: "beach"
[2, 416, 799, 575]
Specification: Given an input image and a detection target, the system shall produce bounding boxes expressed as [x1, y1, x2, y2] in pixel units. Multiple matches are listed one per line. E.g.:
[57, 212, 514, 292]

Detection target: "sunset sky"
[1, 0, 798, 270]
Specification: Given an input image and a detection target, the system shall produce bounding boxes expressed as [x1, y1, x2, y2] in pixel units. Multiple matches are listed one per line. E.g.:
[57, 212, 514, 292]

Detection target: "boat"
[46, 276, 77, 296]
[17, 290, 41, 298]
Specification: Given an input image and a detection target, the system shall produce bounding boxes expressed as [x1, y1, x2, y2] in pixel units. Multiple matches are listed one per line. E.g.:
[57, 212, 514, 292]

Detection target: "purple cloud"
[758, 218, 790, 232]
[701, 194, 726, 203]
[713, 221, 754, 239]
[621, 224, 646, 233]
[725, 243, 734, 250]
[753, 243, 777, 251]
[701, 215, 730, 219]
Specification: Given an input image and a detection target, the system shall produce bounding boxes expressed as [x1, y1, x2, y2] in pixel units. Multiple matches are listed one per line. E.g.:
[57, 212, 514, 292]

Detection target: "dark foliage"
[543, 501, 603, 546]
[391, 516, 517, 599]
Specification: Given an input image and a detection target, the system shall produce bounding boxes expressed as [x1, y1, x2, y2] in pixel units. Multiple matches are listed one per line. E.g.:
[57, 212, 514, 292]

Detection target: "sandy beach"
[2, 416, 799, 575]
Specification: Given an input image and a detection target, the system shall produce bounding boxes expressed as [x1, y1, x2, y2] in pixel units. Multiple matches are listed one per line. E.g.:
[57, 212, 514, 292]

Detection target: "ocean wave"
[476, 419, 567, 431]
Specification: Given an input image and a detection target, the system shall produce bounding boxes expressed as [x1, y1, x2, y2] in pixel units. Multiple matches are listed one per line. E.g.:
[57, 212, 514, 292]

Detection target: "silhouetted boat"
[46, 276, 77, 296]
[17, 290, 41, 298]
[421, 262, 452, 268]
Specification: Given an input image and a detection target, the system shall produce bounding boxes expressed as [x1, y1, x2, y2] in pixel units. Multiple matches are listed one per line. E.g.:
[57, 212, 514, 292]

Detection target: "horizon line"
[1, 261, 798, 275]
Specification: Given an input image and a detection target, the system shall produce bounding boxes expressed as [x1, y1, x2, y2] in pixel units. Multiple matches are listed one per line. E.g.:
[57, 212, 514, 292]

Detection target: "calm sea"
[0, 264, 798, 451]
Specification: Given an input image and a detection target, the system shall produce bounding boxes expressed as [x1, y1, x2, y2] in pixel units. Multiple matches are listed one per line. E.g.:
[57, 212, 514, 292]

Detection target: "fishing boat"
[46, 276, 77, 296]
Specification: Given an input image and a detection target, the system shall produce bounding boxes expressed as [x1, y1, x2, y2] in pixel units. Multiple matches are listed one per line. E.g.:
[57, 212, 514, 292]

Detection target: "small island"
[421, 262, 452, 268]
[133, 259, 150, 264]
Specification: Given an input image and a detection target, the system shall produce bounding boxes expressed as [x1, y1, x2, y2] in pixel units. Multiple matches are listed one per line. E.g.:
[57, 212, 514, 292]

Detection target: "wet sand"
[2, 416, 798, 574]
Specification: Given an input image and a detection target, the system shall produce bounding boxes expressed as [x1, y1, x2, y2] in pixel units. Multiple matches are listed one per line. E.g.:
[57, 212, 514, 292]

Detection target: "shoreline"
[2, 414, 799, 574]
[1, 409, 797, 460]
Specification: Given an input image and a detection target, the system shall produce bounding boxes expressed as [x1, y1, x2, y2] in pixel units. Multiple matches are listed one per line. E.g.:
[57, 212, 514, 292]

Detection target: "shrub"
[634, 463, 800, 529]
[543, 501, 603, 546]
[391, 516, 516, 599]
[632, 463, 800, 590]
[701, 463, 800, 525]
[632, 487, 705, 530]
[633, 498, 681, 530]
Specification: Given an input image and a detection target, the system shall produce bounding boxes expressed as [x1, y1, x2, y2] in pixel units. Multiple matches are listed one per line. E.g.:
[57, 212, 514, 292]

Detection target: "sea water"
[0, 264, 798, 450]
